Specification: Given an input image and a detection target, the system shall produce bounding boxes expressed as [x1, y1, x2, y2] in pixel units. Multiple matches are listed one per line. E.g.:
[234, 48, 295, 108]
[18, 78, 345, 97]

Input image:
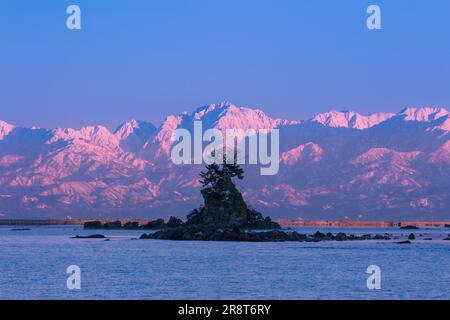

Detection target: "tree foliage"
[200, 156, 244, 188]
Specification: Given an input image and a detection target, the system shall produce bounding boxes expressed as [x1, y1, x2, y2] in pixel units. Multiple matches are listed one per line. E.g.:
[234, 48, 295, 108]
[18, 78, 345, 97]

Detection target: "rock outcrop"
[400, 225, 420, 230]
[84, 217, 183, 230]
[142, 227, 391, 242]
[184, 161, 280, 230]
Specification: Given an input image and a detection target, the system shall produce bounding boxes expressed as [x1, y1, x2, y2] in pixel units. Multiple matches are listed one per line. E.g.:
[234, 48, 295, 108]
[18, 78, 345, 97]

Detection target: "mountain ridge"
[0, 102, 448, 220]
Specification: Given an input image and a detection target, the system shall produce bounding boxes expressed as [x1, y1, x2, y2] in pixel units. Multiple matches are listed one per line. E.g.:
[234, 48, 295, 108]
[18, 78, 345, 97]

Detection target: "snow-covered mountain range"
[0, 102, 449, 220]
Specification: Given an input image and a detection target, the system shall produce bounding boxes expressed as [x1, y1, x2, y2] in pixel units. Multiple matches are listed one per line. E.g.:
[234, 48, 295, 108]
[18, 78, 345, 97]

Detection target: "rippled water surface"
[1, 225, 449, 299]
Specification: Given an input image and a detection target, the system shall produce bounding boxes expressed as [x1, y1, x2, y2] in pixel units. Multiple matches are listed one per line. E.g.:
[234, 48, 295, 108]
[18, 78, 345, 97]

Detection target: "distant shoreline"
[0, 219, 449, 228]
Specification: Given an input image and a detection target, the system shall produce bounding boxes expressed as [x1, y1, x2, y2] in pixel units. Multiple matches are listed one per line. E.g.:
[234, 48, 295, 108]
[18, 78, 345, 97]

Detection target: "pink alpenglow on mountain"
[0, 102, 448, 220]
[0, 120, 15, 140]
[311, 110, 396, 129]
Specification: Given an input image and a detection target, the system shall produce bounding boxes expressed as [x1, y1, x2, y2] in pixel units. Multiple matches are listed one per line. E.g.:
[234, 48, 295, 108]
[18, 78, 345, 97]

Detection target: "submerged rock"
[71, 234, 106, 239]
[373, 234, 390, 240]
[400, 225, 419, 230]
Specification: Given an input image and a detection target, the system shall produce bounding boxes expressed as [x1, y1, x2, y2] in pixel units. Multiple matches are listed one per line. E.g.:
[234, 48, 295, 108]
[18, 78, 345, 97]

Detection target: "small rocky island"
[84, 217, 183, 230]
[139, 161, 391, 242]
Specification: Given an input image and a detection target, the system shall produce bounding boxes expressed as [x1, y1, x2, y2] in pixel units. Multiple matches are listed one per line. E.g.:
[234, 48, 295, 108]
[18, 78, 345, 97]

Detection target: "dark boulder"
[123, 221, 139, 229]
[313, 231, 326, 240]
[348, 234, 357, 240]
[72, 234, 106, 239]
[141, 218, 166, 229]
[182, 231, 193, 240]
[84, 221, 103, 229]
[103, 221, 122, 229]
[166, 216, 183, 228]
[335, 232, 347, 241]
[325, 232, 335, 240]
[290, 231, 307, 241]
[400, 225, 419, 230]
[408, 233, 416, 240]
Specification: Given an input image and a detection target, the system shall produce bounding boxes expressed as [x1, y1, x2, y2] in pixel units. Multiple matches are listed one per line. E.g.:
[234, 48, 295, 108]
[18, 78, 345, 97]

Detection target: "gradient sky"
[0, 0, 449, 129]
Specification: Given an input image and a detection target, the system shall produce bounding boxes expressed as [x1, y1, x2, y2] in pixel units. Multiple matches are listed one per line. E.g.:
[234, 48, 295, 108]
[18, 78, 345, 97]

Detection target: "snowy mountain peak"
[114, 119, 156, 140]
[188, 101, 294, 131]
[141, 114, 184, 158]
[0, 120, 15, 140]
[51, 125, 120, 149]
[192, 101, 236, 119]
[399, 107, 449, 122]
[281, 142, 323, 165]
[141, 102, 295, 160]
[311, 110, 395, 129]
[190, 101, 252, 124]
[114, 120, 157, 153]
[54, 125, 111, 139]
[115, 119, 141, 136]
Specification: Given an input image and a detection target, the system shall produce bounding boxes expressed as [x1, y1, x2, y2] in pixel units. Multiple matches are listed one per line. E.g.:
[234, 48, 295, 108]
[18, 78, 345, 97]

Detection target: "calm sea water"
[0, 225, 449, 300]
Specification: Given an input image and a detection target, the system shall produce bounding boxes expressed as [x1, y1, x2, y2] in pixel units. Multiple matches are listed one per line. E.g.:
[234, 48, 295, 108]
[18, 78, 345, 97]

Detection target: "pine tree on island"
[186, 156, 280, 229]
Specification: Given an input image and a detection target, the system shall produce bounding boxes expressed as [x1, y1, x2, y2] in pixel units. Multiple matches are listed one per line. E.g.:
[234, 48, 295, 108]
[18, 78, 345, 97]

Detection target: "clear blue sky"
[0, 0, 449, 129]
